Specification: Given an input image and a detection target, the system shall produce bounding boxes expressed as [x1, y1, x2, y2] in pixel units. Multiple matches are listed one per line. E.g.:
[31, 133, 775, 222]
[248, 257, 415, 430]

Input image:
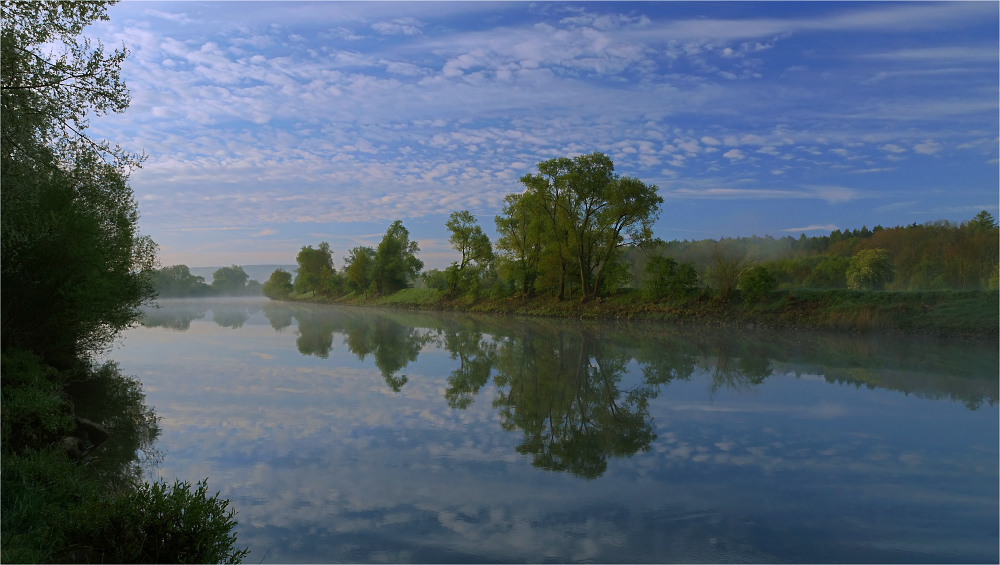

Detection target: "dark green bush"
[739, 266, 777, 304]
[87, 479, 250, 564]
[642, 256, 699, 300]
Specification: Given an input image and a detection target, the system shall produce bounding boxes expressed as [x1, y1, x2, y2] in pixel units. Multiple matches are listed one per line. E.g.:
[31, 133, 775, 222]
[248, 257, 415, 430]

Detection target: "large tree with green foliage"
[344, 246, 376, 298]
[294, 243, 335, 295]
[515, 152, 662, 300]
[211, 266, 250, 295]
[372, 220, 423, 295]
[444, 210, 493, 295]
[847, 248, 895, 290]
[1, 1, 157, 365]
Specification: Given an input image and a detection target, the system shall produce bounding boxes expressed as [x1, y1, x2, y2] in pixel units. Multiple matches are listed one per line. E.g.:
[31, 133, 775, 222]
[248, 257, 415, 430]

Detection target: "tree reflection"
[344, 315, 431, 392]
[262, 302, 293, 332]
[140, 303, 206, 330]
[708, 341, 774, 397]
[211, 305, 251, 329]
[64, 362, 161, 490]
[491, 328, 657, 480]
[440, 322, 495, 409]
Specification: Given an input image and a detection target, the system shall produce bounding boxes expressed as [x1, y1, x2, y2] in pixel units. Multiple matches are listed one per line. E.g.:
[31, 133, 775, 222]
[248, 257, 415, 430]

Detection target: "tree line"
[150, 264, 263, 297]
[267, 152, 998, 305]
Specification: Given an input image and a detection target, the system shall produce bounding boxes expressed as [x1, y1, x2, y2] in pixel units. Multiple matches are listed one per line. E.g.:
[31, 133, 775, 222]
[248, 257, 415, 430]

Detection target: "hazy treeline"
[627, 211, 999, 292]
[150, 264, 263, 298]
[269, 152, 998, 305]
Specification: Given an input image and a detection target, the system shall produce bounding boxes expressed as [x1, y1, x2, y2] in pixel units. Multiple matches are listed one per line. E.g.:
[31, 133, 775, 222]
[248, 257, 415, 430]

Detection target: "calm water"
[111, 298, 998, 563]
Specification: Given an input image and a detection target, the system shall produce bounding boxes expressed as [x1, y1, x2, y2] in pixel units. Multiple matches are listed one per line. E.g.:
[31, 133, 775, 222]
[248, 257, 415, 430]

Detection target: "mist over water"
[118, 298, 998, 563]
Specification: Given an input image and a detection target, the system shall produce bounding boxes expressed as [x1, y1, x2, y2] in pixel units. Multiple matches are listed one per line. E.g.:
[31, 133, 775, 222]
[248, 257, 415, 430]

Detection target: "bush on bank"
[0, 349, 249, 564]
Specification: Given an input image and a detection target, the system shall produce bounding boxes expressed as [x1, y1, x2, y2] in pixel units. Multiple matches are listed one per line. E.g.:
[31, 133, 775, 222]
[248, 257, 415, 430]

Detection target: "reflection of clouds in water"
[113, 305, 999, 562]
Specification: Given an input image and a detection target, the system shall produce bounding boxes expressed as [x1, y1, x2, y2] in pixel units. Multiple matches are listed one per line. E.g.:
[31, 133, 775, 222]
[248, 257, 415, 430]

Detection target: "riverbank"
[0, 349, 249, 564]
[280, 288, 998, 339]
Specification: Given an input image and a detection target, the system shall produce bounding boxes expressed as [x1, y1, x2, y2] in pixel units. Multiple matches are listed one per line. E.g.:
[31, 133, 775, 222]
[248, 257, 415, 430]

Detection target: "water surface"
[111, 298, 998, 563]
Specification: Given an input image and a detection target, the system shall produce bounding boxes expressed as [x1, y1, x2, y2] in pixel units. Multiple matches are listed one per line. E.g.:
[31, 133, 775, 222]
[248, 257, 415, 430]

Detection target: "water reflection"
[141, 300, 998, 481]
[130, 300, 998, 562]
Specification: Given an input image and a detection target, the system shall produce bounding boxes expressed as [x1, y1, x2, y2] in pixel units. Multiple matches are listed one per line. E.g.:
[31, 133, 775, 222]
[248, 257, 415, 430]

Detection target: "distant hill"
[190, 265, 297, 284]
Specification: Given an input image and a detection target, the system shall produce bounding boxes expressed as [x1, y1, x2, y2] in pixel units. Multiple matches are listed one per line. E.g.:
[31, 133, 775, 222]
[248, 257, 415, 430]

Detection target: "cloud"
[913, 140, 941, 155]
[780, 224, 838, 232]
[371, 17, 423, 36]
[880, 144, 906, 153]
[863, 46, 999, 62]
[722, 149, 745, 161]
[700, 136, 721, 146]
[252, 228, 278, 237]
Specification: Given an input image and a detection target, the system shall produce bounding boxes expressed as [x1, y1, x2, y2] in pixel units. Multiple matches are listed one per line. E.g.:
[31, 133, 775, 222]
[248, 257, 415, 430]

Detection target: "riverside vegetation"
[254, 153, 998, 338]
[1, 3, 248, 562]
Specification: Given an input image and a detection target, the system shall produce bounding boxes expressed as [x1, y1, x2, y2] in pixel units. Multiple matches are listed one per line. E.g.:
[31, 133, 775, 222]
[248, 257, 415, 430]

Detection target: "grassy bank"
[284, 287, 998, 339]
[0, 349, 249, 564]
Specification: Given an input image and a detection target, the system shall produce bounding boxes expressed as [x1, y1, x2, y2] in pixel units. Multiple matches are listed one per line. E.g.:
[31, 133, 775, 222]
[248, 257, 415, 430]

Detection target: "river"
[110, 297, 997, 563]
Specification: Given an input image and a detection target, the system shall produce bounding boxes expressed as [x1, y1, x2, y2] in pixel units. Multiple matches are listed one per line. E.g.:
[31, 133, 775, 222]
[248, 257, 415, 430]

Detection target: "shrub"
[87, 479, 249, 564]
[642, 256, 698, 301]
[847, 248, 895, 290]
[739, 266, 777, 304]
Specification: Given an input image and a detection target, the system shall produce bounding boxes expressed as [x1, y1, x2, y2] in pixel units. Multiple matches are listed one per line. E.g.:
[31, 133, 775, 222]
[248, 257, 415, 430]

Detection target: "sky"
[84, 1, 999, 269]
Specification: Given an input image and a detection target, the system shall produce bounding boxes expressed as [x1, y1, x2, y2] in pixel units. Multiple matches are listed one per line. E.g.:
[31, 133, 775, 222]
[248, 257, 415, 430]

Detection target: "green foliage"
[989, 264, 999, 291]
[344, 246, 375, 297]
[294, 243, 334, 294]
[967, 210, 997, 232]
[211, 265, 250, 295]
[739, 265, 777, 304]
[847, 248, 895, 290]
[84, 479, 249, 564]
[494, 192, 546, 296]
[2, 1, 156, 363]
[641, 256, 698, 300]
[152, 265, 215, 298]
[709, 246, 754, 302]
[445, 210, 493, 295]
[262, 269, 294, 300]
[515, 152, 663, 300]
[1, 349, 74, 451]
[372, 220, 423, 295]
[421, 268, 449, 291]
[802, 256, 849, 289]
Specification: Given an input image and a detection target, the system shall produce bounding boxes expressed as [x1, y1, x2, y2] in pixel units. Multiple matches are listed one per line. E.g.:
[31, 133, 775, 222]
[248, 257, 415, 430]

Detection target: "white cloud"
[722, 149, 745, 161]
[371, 17, 423, 36]
[880, 144, 906, 153]
[701, 136, 721, 146]
[913, 140, 941, 154]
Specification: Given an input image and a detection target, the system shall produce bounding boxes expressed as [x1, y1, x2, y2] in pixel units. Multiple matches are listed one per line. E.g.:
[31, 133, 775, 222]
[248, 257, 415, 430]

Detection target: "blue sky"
[86, 1, 999, 269]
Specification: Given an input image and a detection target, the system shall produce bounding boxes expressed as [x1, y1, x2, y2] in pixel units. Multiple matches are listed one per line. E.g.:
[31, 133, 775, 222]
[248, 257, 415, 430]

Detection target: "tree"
[709, 245, 754, 302]
[847, 248, 895, 290]
[262, 269, 293, 300]
[967, 210, 998, 233]
[444, 210, 493, 295]
[1, 1, 157, 364]
[517, 152, 662, 300]
[294, 242, 334, 294]
[211, 265, 249, 295]
[372, 220, 423, 295]
[494, 192, 546, 296]
[151, 265, 214, 298]
[344, 246, 375, 298]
